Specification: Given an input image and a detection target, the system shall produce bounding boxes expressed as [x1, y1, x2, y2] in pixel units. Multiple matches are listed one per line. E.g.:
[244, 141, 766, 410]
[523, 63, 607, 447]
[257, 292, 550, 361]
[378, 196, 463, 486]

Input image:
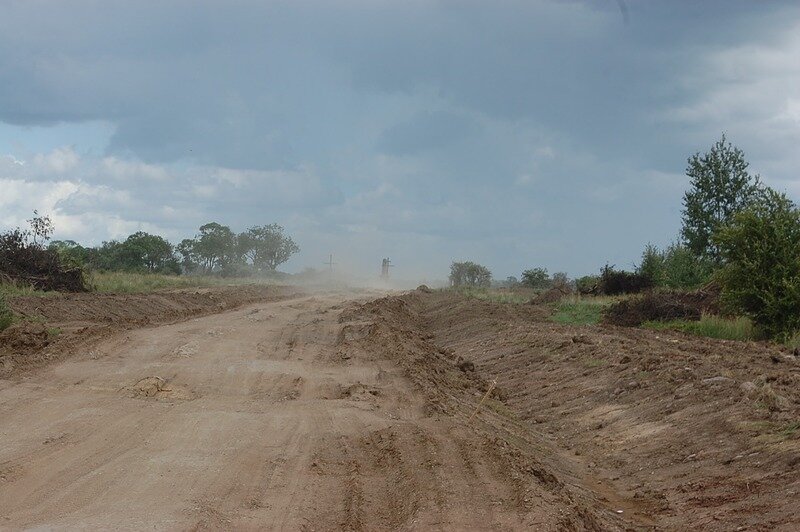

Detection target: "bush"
[0, 214, 88, 292]
[598, 264, 652, 295]
[575, 275, 600, 295]
[661, 243, 714, 289]
[636, 242, 714, 290]
[521, 267, 550, 289]
[0, 293, 12, 331]
[449, 261, 492, 287]
[714, 188, 800, 341]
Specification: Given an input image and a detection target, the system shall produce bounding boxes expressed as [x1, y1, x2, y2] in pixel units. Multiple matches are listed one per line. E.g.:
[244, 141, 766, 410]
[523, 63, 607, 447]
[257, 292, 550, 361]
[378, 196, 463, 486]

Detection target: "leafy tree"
[713, 188, 800, 340]
[237, 224, 300, 271]
[661, 243, 713, 289]
[521, 268, 549, 289]
[636, 243, 665, 286]
[449, 261, 492, 287]
[123, 232, 179, 273]
[193, 222, 238, 272]
[176, 238, 200, 273]
[681, 135, 762, 263]
[49, 240, 90, 268]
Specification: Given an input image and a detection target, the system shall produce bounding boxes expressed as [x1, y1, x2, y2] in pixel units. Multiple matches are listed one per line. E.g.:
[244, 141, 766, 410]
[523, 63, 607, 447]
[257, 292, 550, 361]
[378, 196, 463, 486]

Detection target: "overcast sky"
[2, 0, 799, 281]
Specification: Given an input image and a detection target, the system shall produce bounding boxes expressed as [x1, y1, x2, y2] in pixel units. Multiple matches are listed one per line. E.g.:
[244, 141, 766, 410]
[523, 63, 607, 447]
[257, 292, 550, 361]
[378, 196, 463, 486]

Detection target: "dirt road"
[0, 291, 617, 530]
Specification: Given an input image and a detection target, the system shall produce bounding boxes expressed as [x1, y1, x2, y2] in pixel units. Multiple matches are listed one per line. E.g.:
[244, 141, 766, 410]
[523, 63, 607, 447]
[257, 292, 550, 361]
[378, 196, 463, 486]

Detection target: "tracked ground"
[0, 289, 630, 530]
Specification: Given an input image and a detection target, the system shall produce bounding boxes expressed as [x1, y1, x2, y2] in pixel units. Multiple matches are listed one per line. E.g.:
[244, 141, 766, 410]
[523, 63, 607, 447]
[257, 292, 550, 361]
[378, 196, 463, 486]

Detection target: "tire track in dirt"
[0, 289, 630, 530]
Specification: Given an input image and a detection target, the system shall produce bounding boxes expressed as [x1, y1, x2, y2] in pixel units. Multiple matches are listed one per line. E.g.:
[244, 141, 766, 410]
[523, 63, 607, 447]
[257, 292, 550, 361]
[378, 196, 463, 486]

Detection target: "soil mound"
[603, 285, 721, 327]
[529, 286, 571, 305]
[1, 285, 299, 377]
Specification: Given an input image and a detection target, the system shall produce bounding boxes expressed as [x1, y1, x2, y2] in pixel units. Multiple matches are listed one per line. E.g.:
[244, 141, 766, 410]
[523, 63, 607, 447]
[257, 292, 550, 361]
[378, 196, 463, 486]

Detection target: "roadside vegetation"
[448, 134, 800, 347]
[0, 294, 12, 332]
[551, 296, 616, 326]
[89, 271, 273, 293]
[643, 314, 755, 342]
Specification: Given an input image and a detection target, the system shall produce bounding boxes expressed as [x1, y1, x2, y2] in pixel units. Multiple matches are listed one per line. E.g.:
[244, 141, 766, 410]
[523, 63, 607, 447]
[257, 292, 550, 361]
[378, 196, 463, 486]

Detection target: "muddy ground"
[0, 287, 798, 530]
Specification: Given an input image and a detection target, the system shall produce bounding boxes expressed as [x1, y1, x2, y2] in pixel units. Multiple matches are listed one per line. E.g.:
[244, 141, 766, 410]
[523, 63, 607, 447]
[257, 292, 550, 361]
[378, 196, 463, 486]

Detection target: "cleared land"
[0, 287, 798, 530]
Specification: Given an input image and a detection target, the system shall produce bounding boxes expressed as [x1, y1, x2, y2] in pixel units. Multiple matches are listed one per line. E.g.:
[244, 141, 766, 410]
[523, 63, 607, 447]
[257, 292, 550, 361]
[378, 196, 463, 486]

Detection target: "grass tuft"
[89, 271, 270, 293]
[551, 296, 616, 325]
[0, 293, 12, 331]
[453, 286, 534, 305]
[642, 313, 755, 341]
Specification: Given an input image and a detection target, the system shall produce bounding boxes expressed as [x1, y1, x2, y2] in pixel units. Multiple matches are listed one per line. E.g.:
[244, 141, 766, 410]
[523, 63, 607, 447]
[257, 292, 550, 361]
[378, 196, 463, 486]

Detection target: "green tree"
[713, 188, 800, 340]
[123, 232, 179, 273]
[49, 240, 90, 268]
[449, 261, 492, 287]
[661, 243, 713, 289]
[681, 135, 762, 263]
[238, 224, 300, 271]
[193, 222, 238, 272]
[636, 243, 665, 286]
[521, 268, 549, 289]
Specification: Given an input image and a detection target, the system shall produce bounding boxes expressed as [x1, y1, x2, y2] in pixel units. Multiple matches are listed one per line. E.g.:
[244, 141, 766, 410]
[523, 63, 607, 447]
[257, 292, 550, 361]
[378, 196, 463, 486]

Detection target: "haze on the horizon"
[1, 0, 799, 281]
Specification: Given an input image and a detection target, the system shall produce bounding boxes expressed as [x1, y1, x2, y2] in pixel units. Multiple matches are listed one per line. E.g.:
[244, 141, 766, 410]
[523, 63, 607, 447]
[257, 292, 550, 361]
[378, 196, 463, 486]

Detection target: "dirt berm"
[0, 285, 300, 377]
[393, 289, 800, 530]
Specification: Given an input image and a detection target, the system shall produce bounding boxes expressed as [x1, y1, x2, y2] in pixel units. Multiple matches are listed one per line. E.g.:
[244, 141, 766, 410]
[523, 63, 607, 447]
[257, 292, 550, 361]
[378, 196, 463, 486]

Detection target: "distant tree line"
[447, 134, 800, 341]
[49, 222, 299, 277]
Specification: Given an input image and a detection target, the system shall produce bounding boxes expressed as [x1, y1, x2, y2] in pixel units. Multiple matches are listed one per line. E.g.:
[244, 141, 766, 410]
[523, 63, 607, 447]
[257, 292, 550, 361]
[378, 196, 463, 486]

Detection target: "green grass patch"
[781, 421, 800, 438]
[0, 280, 58, 297]
[89, 271, 268, 293]
[551, 296, 615, 325]
[643, 313, 755, 341]
[453, 286, 534, 305]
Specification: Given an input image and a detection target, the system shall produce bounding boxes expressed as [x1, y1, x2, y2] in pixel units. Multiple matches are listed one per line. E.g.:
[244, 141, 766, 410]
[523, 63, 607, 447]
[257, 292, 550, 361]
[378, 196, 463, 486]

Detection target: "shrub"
[575, 275, 600, 295]
[0, 215, 88, 292]
[636, 243, 665, 286]
[598, 264, 652, 295]
[521, 268, 549, 289]
[714, 188, 800, 341]
[449, 261, 492, 287]
[661, 243, 714, 289]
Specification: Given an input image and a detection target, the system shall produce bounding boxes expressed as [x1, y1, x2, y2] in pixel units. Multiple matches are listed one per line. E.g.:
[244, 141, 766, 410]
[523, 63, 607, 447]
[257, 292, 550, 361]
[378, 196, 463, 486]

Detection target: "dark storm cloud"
[1, 0, 799, 278]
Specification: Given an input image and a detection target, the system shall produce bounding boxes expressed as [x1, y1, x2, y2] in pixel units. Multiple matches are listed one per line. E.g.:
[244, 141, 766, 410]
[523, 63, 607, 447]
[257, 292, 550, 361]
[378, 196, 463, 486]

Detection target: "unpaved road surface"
[5, 288, 795, 530]
[0, 291, 619, 530]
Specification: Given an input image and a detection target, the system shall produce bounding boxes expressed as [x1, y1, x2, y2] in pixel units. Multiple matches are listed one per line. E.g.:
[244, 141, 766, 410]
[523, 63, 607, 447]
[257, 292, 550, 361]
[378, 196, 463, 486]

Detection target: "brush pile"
[603, 284, 720, 327]
[0, 225, 88, 293]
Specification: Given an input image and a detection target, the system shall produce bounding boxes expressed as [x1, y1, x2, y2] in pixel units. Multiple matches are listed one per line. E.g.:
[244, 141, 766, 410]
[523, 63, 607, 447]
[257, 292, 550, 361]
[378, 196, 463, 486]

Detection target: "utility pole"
[324, 254, 336, 278]
[380, 258, 394, 280]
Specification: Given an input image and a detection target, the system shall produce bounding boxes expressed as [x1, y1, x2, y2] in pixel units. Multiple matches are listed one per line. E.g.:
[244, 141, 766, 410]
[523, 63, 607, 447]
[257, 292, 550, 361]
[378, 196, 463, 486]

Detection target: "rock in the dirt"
[619, 355, 632, 364]
[740, 381, 757, 396]
[701, 376, 735, 386]
[416, 285, 433, 293]
[457, 359, 475, 372]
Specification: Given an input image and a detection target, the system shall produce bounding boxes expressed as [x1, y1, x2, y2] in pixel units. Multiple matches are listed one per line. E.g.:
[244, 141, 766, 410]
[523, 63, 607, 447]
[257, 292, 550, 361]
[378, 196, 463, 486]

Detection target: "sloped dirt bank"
[394, 290, 800, 530]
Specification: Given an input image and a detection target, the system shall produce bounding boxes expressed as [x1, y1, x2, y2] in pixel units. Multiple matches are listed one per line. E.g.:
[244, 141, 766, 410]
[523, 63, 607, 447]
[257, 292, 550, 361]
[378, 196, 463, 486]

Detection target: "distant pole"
[380, 258, 394, 280]
[324, 254, 336, 278]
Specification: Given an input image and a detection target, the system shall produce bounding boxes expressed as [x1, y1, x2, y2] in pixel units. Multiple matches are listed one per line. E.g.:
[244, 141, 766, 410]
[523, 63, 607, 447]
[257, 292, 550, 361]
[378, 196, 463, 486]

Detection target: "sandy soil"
[0, 289, 624, 530]
[2, 287, 796, 530]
